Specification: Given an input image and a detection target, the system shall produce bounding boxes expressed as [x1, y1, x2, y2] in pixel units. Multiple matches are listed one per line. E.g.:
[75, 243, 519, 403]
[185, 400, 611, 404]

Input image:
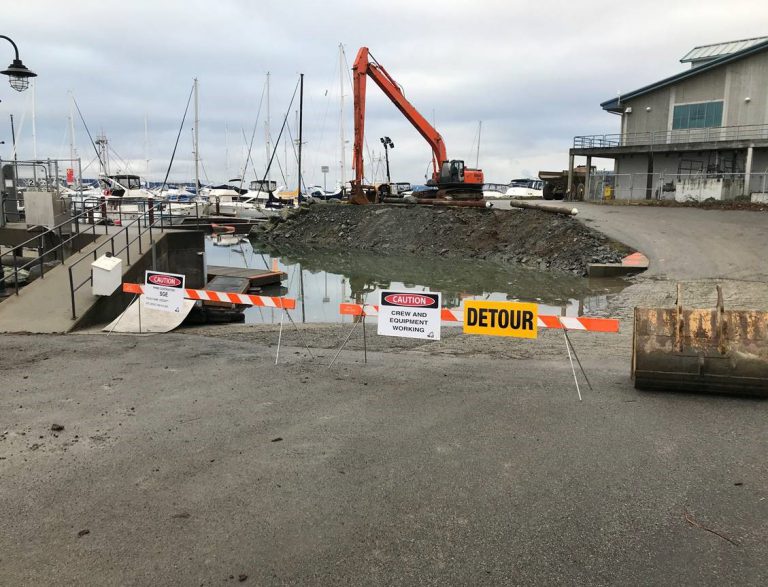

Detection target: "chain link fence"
[585, 171, 768, 203]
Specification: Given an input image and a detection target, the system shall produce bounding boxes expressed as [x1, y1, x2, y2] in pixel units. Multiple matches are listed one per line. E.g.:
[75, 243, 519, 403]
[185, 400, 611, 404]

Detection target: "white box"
[91, 254, 123, 296]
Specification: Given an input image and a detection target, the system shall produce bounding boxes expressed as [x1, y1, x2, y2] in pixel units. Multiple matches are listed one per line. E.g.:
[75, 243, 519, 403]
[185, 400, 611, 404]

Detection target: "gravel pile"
[253, 203, 630, 276]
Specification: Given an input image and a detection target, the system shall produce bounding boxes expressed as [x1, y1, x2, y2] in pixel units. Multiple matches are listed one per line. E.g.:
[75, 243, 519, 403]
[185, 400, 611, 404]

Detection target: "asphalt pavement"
[1, 202, 767, 585]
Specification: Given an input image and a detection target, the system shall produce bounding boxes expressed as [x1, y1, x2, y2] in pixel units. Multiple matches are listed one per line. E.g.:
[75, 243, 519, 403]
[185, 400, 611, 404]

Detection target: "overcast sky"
[1, 0, 766, 188]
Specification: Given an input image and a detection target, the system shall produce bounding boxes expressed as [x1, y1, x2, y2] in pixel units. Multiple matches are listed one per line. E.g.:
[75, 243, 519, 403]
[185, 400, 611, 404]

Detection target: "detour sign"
[463, 300, 538, 338]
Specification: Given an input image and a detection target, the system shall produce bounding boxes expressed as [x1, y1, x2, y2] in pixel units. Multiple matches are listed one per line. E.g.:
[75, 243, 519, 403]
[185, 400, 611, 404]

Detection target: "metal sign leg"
[275, 308, 285, 365]
[285, 309, 315, 360]
[563, 327, 593, 391]
[329, 315, 363, 368]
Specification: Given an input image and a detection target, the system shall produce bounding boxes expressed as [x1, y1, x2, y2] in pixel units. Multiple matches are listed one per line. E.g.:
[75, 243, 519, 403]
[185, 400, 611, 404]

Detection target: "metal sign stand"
[106, 294, 139, 336]
[275, 309, 315, 365]
[559, 319, 593, 401]
[329, 308, 370, 368]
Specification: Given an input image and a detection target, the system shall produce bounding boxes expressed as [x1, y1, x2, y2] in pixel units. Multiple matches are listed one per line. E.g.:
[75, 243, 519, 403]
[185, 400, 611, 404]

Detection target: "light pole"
[379, 136, 394, 185]
[0, 35, 36, 92]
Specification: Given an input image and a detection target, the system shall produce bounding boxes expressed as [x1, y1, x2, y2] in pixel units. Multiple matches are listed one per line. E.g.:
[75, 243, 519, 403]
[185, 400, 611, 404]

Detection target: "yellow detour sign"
[463, 300, 538, 338]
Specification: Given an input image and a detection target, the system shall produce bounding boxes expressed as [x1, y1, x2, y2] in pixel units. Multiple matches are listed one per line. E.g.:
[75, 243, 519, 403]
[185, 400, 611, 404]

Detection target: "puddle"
[205, 238, 628, 324]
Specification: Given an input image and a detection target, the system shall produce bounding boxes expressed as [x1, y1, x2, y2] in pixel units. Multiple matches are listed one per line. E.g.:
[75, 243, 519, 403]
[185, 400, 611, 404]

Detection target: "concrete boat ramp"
[0, 223, 205, 334]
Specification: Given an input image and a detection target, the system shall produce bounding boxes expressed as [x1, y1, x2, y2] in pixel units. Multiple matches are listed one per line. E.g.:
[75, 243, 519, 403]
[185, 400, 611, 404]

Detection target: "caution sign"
[463, 300, 538, 338]
[144, 270, 186, 313]
[377, 290, 441, 340]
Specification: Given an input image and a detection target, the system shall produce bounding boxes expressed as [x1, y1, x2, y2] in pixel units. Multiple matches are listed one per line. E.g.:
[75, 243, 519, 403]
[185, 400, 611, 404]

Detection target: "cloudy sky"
[1, 0, 766, 188]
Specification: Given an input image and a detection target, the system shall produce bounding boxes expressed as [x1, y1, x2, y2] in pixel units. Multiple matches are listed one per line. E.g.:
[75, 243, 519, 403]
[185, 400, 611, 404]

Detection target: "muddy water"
[205, 238, 627, 325]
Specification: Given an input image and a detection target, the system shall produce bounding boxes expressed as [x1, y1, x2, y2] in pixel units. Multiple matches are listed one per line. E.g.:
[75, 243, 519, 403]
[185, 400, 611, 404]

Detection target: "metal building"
[570, 36, 768, 202]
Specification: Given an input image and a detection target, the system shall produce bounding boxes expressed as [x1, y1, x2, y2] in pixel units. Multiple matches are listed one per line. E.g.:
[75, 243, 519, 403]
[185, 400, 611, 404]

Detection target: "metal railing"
[0, 200, 108, 295]
[66, 199, 202, 320]
[573, 123, 768, 149]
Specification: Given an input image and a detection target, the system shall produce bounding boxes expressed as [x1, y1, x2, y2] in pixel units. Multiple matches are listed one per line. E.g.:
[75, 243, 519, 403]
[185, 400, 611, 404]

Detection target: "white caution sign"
[143, 270, 186, 313]
[377, 290, 441, 340]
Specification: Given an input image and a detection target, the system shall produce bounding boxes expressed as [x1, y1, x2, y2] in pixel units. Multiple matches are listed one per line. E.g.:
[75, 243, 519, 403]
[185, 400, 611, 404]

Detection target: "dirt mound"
[253, 204, 630, 276]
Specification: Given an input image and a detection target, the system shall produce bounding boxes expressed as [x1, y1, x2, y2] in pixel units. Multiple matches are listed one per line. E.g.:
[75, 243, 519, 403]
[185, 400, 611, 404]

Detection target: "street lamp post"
[379, 136, 394, 185]
[0, 35, 36, 92]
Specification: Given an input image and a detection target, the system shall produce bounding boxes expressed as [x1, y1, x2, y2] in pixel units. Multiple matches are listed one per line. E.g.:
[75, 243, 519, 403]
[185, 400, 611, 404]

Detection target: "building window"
[672, 101, 723, 130]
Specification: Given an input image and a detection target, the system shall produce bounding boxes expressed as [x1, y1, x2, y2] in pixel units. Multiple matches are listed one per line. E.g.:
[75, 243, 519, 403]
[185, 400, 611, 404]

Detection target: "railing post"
[148, 197, 155, 226]
[38, 235, 45, 280]
[69, 266, 77, 320]
[126, 228, 130, 265]
[12, 247, 19, 295]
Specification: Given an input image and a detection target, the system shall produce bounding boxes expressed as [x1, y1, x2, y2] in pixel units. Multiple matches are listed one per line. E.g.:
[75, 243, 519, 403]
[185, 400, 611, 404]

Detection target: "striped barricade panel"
[122, 283, 296, 310]
[339, 303, 619, 332]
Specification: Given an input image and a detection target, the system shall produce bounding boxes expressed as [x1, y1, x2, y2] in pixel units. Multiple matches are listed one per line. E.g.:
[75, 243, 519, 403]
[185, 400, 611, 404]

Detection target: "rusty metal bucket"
[632, 285, 768, 396]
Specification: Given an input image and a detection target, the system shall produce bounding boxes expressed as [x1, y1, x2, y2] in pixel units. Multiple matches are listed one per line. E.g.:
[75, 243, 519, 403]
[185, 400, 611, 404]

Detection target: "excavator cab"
[438, 160, 465, 184]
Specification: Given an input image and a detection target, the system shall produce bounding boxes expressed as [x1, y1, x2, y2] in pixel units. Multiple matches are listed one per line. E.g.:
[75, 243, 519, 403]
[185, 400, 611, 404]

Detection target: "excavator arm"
[350, 47, 484, 204]
[352, 47, 447, 187]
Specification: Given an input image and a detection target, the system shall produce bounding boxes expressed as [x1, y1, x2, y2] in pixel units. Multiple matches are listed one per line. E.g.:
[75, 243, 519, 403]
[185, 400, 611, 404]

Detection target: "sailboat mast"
[224, 123, 230, 180]
[297, 73, 304, 197]
[68, 92, 76, 165]
[476, 120, 482, 168]
[339, 43, 346, 190]
[144, 113, 150, 179]
[265, 72, 271, 183]
[193, 77, 200, 192]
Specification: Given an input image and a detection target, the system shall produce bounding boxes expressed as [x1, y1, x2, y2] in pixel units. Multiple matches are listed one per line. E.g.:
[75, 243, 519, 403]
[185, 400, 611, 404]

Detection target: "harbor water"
[205, 236, 626, 325]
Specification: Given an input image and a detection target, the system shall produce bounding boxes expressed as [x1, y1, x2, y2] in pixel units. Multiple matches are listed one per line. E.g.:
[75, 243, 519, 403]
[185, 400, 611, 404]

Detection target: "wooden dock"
[206, 265, 285, 287]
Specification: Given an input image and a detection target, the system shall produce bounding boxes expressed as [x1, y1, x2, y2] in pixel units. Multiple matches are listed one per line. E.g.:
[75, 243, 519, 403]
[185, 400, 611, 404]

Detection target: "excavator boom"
[351, 47, 483, 203]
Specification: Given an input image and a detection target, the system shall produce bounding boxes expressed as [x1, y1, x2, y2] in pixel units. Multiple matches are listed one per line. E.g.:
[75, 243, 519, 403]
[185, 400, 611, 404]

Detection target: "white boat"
[69, 175, 200, 225]
[482, 183, 510, 199]
[506, 178, 544, 198]
[217, 195, 280, 220]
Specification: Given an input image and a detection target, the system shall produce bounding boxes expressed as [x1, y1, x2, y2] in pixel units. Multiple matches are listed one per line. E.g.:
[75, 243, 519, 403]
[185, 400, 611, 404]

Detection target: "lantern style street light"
[0, 35, 37, 92]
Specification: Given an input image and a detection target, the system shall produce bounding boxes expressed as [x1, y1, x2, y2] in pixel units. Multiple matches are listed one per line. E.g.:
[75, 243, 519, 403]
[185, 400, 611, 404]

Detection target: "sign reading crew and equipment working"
[144, 270, 186, 313]
[463, 300, 538, 338]
[378, 290, 442, 340]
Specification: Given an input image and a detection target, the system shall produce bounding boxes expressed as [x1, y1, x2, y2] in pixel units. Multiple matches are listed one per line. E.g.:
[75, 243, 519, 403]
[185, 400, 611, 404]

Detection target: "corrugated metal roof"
[601, 37, 768, 112]
[681, 36, 768, 63]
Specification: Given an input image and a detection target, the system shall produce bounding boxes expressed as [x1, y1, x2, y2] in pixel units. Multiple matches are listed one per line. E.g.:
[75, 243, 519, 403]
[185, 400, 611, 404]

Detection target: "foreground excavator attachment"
[632, 285, 768, 397]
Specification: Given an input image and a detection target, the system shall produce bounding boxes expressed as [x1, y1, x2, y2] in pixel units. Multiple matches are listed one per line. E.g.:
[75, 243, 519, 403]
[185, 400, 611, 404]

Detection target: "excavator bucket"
[632, 285, 768, 397]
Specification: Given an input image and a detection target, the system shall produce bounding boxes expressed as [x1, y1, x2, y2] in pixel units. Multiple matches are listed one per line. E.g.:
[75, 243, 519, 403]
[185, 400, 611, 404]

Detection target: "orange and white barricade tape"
[123, 283, 296, 309]
[339, 303, 619, 333]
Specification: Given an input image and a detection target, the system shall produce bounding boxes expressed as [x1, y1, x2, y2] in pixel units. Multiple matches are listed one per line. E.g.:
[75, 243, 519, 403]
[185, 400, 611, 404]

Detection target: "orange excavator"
[350, 47, 484, 204]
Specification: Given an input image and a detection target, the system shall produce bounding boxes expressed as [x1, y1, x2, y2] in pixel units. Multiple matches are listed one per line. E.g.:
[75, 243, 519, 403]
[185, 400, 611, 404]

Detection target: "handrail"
[66, 199, 201, 320]
[573, 123, 768, 149]
[1, 199, 106, 295]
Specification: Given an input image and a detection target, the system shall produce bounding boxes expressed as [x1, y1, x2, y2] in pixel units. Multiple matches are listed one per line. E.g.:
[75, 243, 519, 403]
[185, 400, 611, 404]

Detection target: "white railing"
[573, 123, 768, 149]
